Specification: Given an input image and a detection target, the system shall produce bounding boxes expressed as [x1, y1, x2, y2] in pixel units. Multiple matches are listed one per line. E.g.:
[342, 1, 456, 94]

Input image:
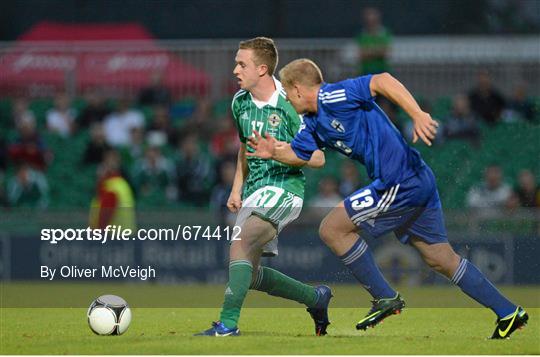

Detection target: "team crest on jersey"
[268, 113, 282, 127]
[331, 119, 345, 133]
[334, 140, 352, 155]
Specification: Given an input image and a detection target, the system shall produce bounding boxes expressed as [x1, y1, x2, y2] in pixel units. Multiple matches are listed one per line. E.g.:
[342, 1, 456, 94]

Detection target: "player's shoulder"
[319, 75, 373, 108]
[232, 89, 249, 103]
[318, 81, 350, 106]
[231, 89, 250, 112]
[232, 89, 250, 104]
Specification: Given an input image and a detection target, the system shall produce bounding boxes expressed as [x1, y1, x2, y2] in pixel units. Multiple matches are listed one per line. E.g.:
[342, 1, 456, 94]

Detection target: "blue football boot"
[306, 285, 333, 336]
[194, 321, 240, 336]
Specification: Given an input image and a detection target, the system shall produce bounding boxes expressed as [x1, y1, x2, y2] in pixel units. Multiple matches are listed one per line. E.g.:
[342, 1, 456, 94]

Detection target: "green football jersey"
[231, 80, 305, 199]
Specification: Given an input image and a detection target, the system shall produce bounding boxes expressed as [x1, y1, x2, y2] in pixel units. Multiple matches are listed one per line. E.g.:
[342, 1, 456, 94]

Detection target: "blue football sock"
[340, 238, 396, 299]
[452, 258, 517, 318]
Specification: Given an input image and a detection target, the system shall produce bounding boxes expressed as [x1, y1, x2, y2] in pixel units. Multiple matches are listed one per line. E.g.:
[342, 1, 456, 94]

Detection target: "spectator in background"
[78, 89, 110, 128]
[210, 160, 236, 227]
[468, 70, 505, 125]
[356, 7, 392, 75]
[8, 120, 50, 170]
[131, 145, 176, 202]
[467, 165, 512, 215]
[0, 136, 6, 172]
[210, 113, 240, 158]
[126, 127, 146, 164]
[309, 176, 342, 214]
[46, 92, 76, 138]
[89, 149, 136, 231]
[503, 82, 536, 123]
[180, 98, 214, 139]
[378, 98, 402, 133]
[443, 94, 481, 146]
[103, 97, 145, 147]
[176, 132, 213, 206]
[7, 164, 49, 209]
[212, 117, 240, 186]
[137, 71, 171, 107]
[0, 170, 5, 208]
[11, 98, 36, 130]
[339, 161, 361, 197]
[147, 105, 177, 146]
[0, 138, 7, 206]
[505, 190, 521, 213]
[514, 169, 539, 207]
[82, 123, 111, 165]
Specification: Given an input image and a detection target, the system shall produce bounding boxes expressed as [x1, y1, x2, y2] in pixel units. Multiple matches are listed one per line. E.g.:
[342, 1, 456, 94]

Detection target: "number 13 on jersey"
[349, 189, 374, 210]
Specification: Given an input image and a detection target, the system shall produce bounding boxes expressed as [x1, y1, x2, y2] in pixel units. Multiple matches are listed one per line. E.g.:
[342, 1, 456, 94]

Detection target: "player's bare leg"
[318, 202, 359, 255]
[229, 215, 276, 264]
[319, 202, 404, 330]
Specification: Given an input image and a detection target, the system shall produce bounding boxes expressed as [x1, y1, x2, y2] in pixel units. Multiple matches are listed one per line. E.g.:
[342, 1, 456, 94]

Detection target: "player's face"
[233, 49, 261, 91]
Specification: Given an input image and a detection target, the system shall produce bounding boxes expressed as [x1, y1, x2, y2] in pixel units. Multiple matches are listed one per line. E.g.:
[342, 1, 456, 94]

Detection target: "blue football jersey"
[291, 74, 425, 190]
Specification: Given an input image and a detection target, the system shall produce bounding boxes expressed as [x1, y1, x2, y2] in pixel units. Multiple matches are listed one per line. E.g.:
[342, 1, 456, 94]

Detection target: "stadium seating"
[1, 97, 538, 209]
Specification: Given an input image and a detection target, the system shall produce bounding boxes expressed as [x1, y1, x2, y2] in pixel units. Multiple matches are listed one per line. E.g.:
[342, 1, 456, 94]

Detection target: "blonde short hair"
[239, 37, 278, 76]
[279, 58, 324, 88]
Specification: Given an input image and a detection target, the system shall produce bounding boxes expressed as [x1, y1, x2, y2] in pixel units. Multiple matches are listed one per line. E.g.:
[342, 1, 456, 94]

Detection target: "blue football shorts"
[343, 166, 448, 244]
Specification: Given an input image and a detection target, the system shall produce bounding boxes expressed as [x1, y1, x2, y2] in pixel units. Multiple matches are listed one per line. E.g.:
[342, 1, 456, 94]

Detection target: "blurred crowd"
[0, 77, 241, 215]
[309, 163, 539, 216]
[356, 8, 538, 144]
[0, 13, 538, 222]
[0, 69, 538, 220]
[466, 166, 540, 218]
[388, 70, 539, 148]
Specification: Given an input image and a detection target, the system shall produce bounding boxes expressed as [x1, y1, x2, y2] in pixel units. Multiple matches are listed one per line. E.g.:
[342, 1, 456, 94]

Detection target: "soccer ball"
[87, 294, 132, 335]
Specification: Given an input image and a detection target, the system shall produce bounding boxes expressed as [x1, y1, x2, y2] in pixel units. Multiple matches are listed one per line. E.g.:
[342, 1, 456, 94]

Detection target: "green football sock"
[219, 260, 253, 329]
[250, 266, 318, 307]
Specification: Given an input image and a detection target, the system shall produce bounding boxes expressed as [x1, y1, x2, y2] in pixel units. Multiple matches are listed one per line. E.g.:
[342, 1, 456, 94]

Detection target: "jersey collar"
[250, 76, 282, 109]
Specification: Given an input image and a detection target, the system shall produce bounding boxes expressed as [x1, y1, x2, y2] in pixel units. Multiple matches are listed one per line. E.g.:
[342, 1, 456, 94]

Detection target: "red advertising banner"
[0, 22, 209, 97]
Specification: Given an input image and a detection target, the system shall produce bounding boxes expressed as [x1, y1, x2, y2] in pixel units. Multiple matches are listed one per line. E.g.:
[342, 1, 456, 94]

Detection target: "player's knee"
[318, 219, 337, 245]
[251, 224, 275, 244]
[319, 221, 343, 247]
[241, 218, 275, 249]
[319, 215, 350, 244]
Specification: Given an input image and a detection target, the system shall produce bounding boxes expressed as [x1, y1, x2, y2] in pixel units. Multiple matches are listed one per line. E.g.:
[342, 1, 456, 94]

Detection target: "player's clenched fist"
[227, 191, 242, 213]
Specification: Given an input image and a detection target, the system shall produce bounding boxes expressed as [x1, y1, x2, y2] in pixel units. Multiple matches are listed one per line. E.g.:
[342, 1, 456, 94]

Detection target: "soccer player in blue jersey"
[247, 58, 528, 339]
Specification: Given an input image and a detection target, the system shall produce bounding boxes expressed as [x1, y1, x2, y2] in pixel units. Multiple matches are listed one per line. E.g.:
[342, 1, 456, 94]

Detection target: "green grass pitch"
[1, 284, 539, 354]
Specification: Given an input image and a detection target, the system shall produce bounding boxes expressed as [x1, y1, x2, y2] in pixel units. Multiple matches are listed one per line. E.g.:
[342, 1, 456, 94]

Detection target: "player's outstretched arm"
[370, 72, 439, 146]
[247, 131, 309, 167]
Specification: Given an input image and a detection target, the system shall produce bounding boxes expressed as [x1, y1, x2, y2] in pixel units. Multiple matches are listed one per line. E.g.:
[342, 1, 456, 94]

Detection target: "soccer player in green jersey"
[196, 38, 333, 337]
